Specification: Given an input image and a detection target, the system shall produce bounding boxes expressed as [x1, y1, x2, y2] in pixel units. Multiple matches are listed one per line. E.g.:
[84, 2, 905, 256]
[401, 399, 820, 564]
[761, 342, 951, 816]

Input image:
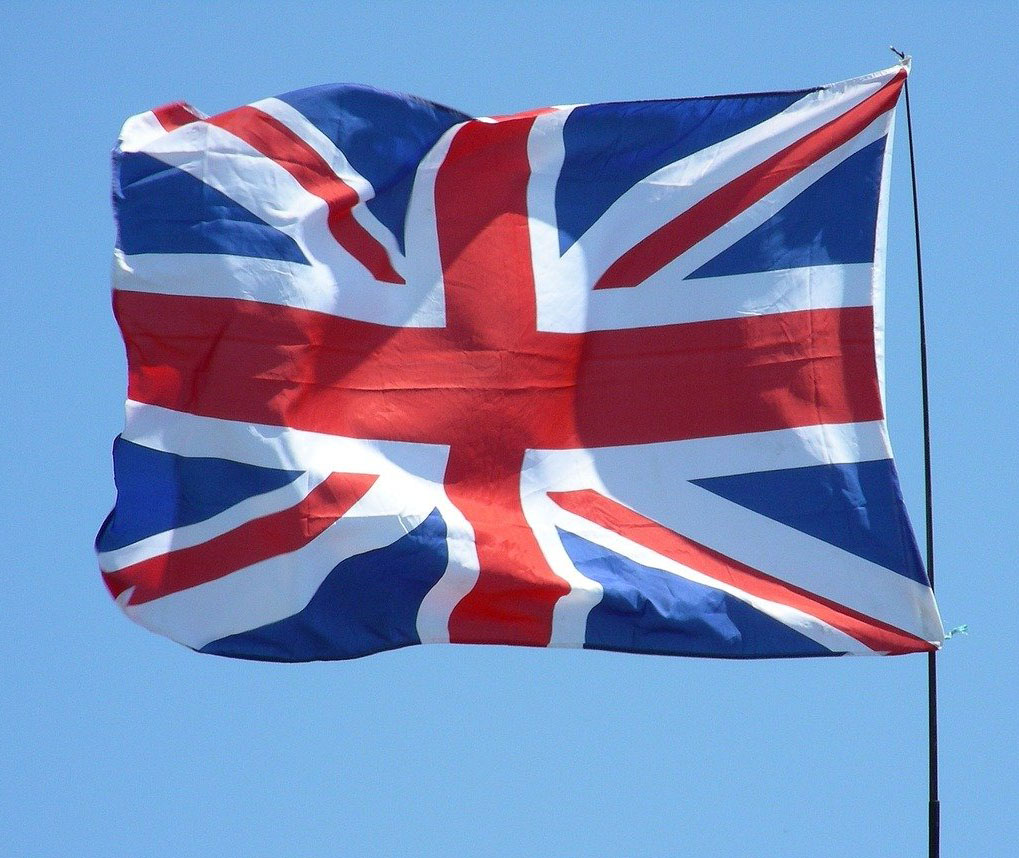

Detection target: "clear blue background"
[1, 2, 1014, 855]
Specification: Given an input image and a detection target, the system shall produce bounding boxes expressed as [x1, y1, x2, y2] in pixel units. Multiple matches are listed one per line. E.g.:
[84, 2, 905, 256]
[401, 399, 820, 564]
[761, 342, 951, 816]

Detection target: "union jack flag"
[98, 64, 943, 660]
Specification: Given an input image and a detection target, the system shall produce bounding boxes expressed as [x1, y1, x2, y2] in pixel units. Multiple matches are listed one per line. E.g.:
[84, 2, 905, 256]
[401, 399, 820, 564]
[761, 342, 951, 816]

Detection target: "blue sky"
[1, 1, 1015, 855]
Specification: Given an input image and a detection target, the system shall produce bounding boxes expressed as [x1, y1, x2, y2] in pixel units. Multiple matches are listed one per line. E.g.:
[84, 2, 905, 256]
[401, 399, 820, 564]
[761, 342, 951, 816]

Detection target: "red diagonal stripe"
[208, 106, 405, 284]
[548, 488, 934, 654]
[487, 106, 558, 122]
[595, 70, 906, 290]
[152, 102, 202, 132]
[103, 472, 378, 605]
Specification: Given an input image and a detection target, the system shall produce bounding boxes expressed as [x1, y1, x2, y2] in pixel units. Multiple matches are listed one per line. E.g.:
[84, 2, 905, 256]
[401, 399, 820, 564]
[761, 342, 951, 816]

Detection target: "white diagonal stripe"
[123, 502, 430, 650]
[546, 496, 875, 655]
[121, 401, 450, 481]
[251, 97, 406, 266]
[98, 471, 326, 571]
[530, 67, 899, 333]
[562, 67, 896, 285]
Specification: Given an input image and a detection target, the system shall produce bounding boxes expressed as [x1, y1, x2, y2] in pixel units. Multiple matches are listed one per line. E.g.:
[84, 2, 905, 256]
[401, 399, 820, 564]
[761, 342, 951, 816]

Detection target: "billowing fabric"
[99, 65, 943, 661]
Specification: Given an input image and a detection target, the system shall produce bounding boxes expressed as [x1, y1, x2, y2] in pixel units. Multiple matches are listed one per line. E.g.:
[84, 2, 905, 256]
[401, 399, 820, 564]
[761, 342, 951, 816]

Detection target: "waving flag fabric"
[98, 64, 944, 661]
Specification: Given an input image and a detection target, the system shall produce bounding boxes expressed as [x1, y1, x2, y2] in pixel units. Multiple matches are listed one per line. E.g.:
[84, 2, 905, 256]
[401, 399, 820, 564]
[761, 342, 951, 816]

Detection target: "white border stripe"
[114, 251, 348, 317]
[540, 263, 875, 334]
[122, 401, 450, 479]
[524, 421, 893, 485]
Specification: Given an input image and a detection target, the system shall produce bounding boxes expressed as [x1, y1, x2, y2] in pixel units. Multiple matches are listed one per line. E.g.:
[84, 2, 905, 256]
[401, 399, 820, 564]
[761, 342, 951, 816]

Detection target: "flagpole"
[890, 46, 939, 858]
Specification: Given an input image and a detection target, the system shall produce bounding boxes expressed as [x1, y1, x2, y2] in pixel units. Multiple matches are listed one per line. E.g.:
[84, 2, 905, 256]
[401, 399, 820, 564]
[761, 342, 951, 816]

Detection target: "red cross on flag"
[99, 64, 943, 660]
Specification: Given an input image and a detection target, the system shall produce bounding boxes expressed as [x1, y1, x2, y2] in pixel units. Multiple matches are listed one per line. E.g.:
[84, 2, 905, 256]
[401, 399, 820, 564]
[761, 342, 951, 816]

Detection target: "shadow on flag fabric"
[98, 64, 944, 661]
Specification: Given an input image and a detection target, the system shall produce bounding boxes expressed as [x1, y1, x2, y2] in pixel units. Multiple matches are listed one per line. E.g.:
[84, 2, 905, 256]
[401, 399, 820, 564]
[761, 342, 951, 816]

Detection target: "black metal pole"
[891, 47, 939, 858]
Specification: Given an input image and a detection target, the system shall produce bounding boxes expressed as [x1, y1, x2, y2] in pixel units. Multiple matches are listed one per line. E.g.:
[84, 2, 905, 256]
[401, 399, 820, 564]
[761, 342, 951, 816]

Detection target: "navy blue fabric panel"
[201, 509, 449, 661]
[692, 459, 928, 585]
[113, 151, 308, 263]
[687, 136, 887, 279]
[555, 89, 811, 254]
[560, 529, 832, 658]
[276, 84, 471, 253]
[95, 437, 302, 552]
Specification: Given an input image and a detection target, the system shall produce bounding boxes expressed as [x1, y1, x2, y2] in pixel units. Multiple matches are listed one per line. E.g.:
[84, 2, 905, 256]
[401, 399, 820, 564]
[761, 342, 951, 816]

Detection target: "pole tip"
[889, 46, 912, 68]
